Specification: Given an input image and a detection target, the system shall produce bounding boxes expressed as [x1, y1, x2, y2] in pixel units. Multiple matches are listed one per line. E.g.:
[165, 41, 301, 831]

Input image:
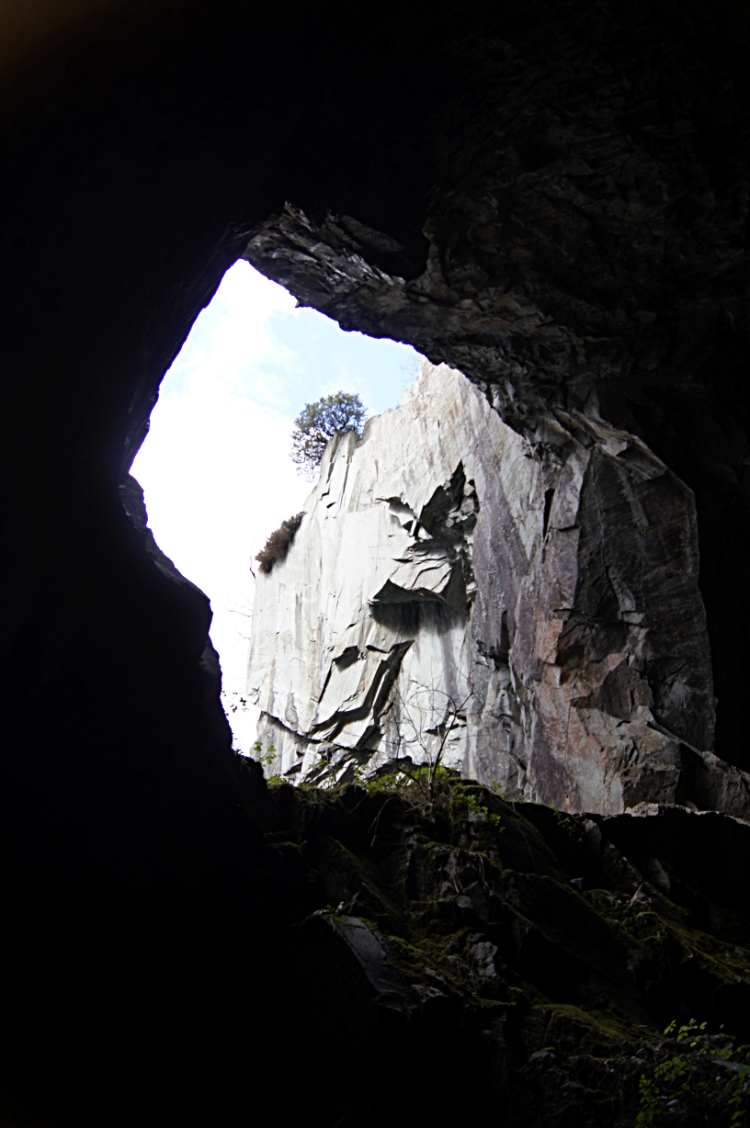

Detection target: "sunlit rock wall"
[248, 363, 747, 817]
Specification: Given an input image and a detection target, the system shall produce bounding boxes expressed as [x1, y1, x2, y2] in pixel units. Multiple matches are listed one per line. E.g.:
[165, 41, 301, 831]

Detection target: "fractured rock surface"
[249, 363, 747, 817]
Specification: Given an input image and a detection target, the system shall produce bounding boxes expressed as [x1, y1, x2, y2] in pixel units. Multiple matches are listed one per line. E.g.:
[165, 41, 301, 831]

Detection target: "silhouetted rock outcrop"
[238, 772, 750, 1128]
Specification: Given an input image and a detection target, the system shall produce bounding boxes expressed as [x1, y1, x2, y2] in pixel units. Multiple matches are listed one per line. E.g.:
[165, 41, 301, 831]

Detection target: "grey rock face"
[249, 363, 747, 818]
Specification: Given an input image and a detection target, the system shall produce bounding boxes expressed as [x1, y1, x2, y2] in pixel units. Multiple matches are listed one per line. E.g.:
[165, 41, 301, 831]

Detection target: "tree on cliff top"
[290, 391, 366, 480]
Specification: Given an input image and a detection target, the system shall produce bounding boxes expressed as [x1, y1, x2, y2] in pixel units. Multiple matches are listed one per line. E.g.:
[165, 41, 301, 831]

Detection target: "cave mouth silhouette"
[2, 1, 750, 1124]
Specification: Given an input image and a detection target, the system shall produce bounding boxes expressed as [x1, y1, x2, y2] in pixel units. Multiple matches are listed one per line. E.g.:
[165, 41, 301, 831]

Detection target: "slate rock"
[248, 362, 745, 817]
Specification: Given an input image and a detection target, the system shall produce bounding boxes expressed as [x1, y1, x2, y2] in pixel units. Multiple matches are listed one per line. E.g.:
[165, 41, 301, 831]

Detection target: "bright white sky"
[131, 259, 422, 752]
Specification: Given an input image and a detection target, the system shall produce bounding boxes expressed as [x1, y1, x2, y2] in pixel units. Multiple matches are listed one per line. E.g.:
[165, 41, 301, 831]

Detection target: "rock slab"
[248, 363, 747, 817]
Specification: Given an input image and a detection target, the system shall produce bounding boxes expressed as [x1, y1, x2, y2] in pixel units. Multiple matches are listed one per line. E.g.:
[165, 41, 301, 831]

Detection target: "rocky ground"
[237, 759, 750, 1126]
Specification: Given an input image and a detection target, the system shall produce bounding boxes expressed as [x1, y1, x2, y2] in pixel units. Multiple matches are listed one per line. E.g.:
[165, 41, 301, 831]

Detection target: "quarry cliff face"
[249, 363, 749, 818]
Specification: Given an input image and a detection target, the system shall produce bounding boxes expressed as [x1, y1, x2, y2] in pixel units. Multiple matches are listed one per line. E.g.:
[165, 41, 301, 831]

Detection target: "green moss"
[252, 767, 750, 1126]
[532, 1002, 642, 1047]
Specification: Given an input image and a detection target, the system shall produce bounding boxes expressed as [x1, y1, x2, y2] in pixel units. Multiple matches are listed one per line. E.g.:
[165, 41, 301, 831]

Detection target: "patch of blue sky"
[262, 305, 422, 418]
[157, 259, 421, 419]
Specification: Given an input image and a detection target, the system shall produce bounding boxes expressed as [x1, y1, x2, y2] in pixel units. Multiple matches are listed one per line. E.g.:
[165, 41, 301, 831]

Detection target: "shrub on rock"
[255, 512, 305, 574]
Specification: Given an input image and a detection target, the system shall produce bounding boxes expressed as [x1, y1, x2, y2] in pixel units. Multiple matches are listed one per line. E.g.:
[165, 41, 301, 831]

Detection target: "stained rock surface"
[250, 362, 748, 818]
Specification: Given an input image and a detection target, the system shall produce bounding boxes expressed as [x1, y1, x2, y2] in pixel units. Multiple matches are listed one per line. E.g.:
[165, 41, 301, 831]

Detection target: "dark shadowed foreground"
[236, 767, 750, 1127]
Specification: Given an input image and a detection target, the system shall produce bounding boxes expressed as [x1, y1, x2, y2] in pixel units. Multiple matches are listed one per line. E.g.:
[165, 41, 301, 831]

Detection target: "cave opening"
[5, 2, 750, 1123]
[129, 257, 423, 753]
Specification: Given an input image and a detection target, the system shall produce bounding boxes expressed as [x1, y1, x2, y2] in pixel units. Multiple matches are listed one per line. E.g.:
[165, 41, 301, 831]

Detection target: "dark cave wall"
[0, 1, 749, 1124]
[0, 5, 493, 1121]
